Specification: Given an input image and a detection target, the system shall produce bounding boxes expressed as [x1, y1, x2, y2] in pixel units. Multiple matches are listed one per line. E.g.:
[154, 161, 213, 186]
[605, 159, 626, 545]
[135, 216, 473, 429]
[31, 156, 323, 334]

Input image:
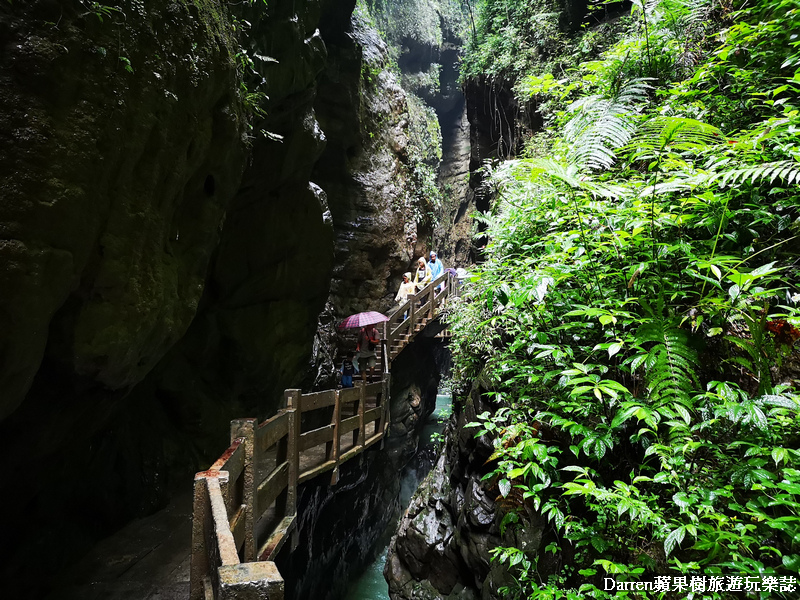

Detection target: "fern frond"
[626, 117, 722, 159]
[655, 0, 713, 36]
[636, 318, 699, 407]
[698, 159, 800, 189]
[496, 158, 629, 201]
[564, 79, 651, 171]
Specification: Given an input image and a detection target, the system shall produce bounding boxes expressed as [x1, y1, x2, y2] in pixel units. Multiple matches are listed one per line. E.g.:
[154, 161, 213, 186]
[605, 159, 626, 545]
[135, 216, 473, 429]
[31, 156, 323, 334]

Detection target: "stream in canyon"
[344, 392, 453, 600]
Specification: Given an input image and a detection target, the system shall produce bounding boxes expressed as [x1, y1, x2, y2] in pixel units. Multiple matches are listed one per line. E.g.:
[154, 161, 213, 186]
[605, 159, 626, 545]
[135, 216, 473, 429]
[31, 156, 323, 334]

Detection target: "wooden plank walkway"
[50, 273, 459, 600]
[191, 272, 459, 599]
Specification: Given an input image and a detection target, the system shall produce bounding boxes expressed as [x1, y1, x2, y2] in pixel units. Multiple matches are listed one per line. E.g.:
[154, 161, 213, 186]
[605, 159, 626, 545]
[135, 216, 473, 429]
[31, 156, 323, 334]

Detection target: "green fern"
[626, 116, 722, 159]
[496, 157, 628, 199]
[633, 309, 699, 408]
[657, 0, 714, 38]
[564, 79, 651, 170]
[698, 159, 800, 188]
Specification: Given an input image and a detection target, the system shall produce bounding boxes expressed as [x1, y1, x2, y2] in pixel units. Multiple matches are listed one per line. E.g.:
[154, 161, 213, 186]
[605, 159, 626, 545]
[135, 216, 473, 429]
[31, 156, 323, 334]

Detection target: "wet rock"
[386, 384, 545, 599]
[0, 0, 246, 418]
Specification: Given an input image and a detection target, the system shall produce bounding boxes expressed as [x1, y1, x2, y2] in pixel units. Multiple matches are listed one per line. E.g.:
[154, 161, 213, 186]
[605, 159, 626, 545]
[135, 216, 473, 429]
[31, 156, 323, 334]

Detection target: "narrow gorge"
[5, 0, 798, 599]
[0, 0, 479, 598]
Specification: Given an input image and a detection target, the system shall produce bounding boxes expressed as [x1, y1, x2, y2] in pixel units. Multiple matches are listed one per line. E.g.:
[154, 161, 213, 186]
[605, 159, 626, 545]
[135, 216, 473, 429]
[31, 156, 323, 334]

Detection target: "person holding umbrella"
[338, 311, 389, 380]
[356, 323, 380, 382]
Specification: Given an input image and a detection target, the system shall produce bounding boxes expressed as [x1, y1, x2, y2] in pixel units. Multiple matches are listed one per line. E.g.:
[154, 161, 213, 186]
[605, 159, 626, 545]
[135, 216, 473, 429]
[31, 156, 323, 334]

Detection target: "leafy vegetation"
[460, 0, 568, 83]
[449, 0, 800, 596]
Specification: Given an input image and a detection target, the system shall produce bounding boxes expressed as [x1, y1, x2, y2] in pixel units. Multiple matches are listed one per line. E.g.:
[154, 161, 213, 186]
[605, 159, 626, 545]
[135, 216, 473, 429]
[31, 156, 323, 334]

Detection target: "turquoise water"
[344, 394, 452, 600]
[345, 546, 391, 600]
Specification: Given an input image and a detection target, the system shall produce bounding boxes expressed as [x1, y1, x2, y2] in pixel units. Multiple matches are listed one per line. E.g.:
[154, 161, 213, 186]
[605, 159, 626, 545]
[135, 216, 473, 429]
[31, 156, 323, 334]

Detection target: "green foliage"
[79, 0, 124, 23]
[448, 0, 800, 594]
[562, 78, 650, 169]
[460, 0, 565, 82]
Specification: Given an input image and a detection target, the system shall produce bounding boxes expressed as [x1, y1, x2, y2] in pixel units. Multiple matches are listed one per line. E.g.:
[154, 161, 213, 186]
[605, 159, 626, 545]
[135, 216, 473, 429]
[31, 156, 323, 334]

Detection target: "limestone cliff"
[0, 0, 446, 595]
[0, 0, 248, 591]
[385, 385, 546, 600]
[0, 0, 247, 419]
[365, 0, 476, 268]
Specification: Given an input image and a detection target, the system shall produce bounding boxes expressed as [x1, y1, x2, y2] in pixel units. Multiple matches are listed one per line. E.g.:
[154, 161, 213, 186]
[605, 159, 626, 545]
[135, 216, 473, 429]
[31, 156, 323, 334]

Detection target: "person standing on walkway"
[413, 257, 432, 292]
[428, 251, 443, 280]
[395, 272, 415, 306]
[356, 324, 380, 382]
[428, 251, 444, 291]
[393, 272, 416, 321]
[339, 351, 357, 388]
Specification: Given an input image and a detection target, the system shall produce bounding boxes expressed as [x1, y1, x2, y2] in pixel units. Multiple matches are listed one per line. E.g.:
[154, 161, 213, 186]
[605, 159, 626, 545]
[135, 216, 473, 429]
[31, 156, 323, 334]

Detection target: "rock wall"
[0, 0, 447, 595]
[0, 0, 247, 419]
[385, 385, 546, 600]
[364, 0, 476, 269]
[434, 91, 473, 266]
[0, 0, 248, 592]
[308, 4, 426, 386]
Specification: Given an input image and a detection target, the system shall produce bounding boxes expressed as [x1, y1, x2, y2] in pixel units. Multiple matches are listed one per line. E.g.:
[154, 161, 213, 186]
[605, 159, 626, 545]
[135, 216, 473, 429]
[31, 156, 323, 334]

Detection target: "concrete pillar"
[231, 418, 258, 562]
[218, 561, 285, 600]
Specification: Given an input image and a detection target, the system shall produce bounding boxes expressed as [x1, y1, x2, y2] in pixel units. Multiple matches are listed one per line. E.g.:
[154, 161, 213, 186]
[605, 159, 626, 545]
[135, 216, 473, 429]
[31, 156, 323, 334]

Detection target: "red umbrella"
[338, 311, 389, 329]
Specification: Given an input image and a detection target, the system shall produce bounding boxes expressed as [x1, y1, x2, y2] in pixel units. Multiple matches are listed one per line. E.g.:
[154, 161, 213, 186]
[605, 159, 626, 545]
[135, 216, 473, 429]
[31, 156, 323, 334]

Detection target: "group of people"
[394, 251, 444, 307]
[338, 250, 445, 388]
[339, 322, 380, 387]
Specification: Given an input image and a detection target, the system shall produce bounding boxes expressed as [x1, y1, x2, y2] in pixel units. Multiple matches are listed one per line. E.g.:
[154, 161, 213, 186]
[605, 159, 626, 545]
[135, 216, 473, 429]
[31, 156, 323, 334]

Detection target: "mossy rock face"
[0, 0, 247, 418]
[0, 0, 249, 592]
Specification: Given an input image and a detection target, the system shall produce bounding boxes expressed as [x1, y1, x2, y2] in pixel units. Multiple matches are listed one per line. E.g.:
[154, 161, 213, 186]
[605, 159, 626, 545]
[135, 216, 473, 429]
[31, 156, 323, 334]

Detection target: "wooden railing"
[382, 271, 459, 367]
[191, 377, 390, 600]
[191, 270, 459, 598]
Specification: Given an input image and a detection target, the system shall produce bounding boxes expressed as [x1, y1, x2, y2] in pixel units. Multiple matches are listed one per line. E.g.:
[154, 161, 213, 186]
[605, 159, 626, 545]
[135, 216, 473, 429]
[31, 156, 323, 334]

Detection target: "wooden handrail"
[189, 270, 463, 598]
[192, 376, 390, 599]
[384, 270, 459, 363]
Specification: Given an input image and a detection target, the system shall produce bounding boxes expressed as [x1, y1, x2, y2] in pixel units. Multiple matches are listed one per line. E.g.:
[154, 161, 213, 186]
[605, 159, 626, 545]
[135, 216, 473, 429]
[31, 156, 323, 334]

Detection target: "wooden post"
[190, 473, 211, 600]
[230, 418, 257, 562]
[375, 374, 390, 448]
[408, 292, 416, 335]
[218, 561, 285, 600]
[382, 373, 391, 437]
[331, 389, 341, 485]
[358, 381, 366, 448]
[381, 321, 389, 373]
[274, 414, 288, 521]
[285, 389, 301, 551]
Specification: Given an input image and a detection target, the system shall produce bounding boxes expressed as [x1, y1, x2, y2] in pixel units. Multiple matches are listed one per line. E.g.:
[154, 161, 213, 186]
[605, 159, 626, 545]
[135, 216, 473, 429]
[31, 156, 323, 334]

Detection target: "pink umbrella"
[338, 311, 389, 329]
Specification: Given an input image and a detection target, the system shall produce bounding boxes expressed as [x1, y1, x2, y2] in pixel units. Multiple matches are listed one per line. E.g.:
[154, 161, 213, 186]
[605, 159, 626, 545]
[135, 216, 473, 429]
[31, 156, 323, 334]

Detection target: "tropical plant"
[450, 0, 800, 596]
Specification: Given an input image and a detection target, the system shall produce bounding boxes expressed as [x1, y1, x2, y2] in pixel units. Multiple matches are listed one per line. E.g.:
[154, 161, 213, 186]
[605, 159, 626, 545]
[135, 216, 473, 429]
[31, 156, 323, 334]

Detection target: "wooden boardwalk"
[190, 272, 458, 600]
[46, 273, 460, 600]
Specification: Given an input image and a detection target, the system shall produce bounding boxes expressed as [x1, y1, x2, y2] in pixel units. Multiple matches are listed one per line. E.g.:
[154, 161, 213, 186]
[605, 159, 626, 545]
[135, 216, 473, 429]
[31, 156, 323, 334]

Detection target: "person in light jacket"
[428, 250, 444, 291]
[413, 257, 432, 291]
[428, 251, 443, 280]
[395, 272, 416, 306]
[394, 272, 416, 321]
